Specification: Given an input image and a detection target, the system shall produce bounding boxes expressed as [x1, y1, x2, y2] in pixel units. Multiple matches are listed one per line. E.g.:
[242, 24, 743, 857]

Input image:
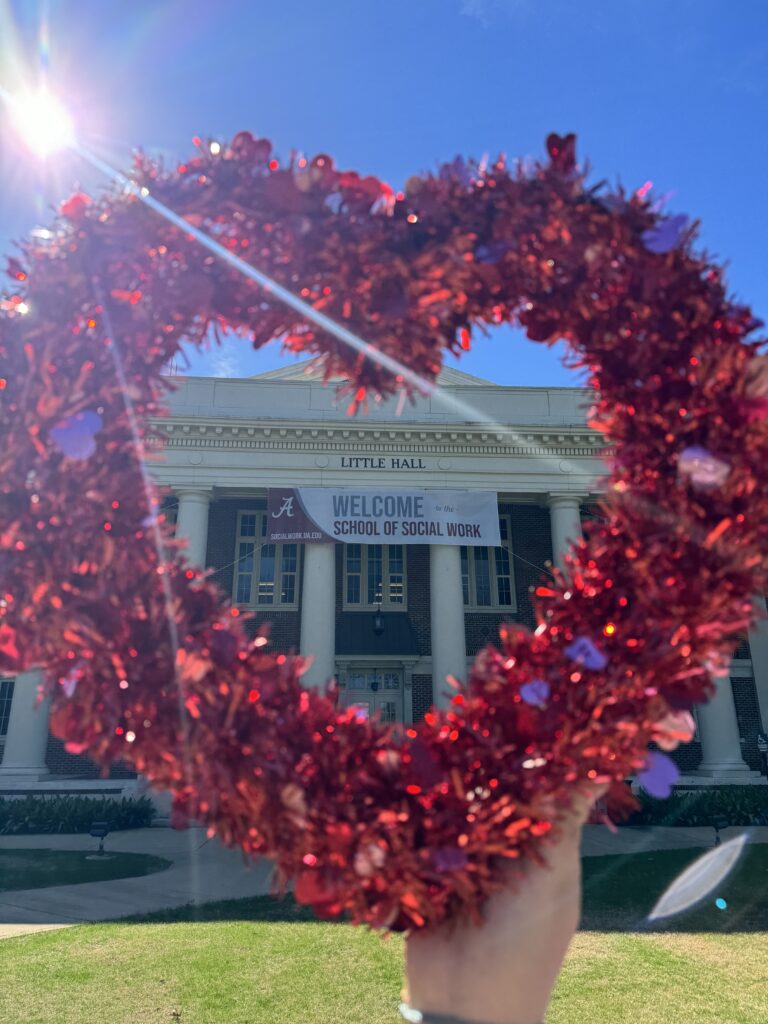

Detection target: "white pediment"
[248, 359, 490, 387]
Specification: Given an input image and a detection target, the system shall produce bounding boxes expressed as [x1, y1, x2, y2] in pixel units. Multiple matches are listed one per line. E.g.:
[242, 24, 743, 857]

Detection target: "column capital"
[174, 487, 213, 502]
[547, 492, 587, 508]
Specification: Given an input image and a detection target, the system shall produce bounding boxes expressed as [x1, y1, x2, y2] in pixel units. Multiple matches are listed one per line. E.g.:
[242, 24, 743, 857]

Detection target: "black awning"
[335, 612, 420, 656]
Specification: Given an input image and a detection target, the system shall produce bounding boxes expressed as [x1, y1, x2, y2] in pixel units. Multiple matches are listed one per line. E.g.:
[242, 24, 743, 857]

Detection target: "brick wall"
[670, 737, 702, 773]
[407, 545, 431, 656]
[412, 675, 433, 722]
[46, 737, 136, 779]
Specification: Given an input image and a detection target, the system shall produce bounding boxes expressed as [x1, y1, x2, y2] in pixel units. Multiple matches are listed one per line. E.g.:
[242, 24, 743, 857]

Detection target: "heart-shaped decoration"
[49, 409, 103, 460]
[1, 132, 766, 931]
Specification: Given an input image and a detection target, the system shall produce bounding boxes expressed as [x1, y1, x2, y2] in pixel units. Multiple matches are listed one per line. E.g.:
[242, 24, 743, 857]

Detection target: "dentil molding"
[149, 418, 607, 459]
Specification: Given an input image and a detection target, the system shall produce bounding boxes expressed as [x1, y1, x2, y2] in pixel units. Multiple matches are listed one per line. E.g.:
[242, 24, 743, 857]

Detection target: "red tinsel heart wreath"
[1, 132, 767, 931]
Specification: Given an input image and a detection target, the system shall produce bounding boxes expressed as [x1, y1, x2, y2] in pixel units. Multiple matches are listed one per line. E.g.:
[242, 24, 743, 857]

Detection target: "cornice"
[149, 418, 607, 459]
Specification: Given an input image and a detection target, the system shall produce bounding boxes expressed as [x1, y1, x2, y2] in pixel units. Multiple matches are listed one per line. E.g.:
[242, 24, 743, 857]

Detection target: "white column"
[547, 493, 584, 569]
[0, 670, 50, 778]
[300, 543, 336, 688]
[175, 488, 212, 568]
[430, 544, 467, 709]
[747, 596, 768, 731]
[696, 672, 751, 777]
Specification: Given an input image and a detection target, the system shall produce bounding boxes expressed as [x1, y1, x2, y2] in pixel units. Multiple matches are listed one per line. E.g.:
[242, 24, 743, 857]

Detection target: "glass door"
[342, 668, 403, 722]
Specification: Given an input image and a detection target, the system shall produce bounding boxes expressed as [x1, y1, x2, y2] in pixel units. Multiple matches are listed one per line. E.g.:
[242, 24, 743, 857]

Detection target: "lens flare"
[9, 88, 74, 158]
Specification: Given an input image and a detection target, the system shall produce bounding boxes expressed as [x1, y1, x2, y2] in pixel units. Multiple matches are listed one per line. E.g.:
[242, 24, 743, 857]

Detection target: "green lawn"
[581, 844, 768, 932]
[0, 850, 171, 891]
[0, 847, 765, 1024]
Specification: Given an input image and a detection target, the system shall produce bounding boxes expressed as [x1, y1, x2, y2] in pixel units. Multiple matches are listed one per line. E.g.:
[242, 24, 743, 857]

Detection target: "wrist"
[399, 1004, 541, 1024]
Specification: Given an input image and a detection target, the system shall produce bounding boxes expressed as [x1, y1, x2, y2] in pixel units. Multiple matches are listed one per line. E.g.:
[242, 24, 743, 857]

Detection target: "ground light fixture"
[89, 820, 110, 857]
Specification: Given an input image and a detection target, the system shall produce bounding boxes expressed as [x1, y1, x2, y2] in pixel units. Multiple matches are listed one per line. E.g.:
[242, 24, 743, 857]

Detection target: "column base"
[692, 763, 763, 784]
[0, 766, 50, 780]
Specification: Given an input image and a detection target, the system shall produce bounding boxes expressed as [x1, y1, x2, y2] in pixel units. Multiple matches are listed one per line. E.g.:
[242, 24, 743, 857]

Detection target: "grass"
[0, 850, 171, 891]
[0, 846, 766, 1024]
[581, 844, 768, 931]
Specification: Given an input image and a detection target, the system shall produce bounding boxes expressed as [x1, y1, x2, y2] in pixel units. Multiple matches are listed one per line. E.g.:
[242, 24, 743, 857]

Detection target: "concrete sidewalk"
[0, 827, 274, 939]
[582, 823, 768, 857]
[1, 824, 766, 940]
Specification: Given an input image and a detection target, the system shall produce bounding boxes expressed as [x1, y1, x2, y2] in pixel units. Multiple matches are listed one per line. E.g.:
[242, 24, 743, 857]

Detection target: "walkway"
[0, 827, 273, 939]
[1, 824, 766, 940]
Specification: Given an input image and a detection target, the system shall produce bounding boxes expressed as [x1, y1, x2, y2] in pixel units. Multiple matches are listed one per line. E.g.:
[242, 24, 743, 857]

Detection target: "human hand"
[403, 788, 602, 1024]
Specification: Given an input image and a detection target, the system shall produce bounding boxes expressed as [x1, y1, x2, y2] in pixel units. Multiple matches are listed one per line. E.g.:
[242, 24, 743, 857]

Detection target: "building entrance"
[341, 668, 403, 723]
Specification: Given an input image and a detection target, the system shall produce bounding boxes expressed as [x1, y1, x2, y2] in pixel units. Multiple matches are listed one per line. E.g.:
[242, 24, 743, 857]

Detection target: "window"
[344, 545, 407, 609]
[346, 669, 402, 691]
[0, 677, 14, 737]
[233, 511, 300, 608]
[462, 515, 517, 610]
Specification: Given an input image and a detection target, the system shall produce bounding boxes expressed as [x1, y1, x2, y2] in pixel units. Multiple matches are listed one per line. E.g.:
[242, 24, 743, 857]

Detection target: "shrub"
[626, 786, 768, 827]
[0, 795, 155, 834]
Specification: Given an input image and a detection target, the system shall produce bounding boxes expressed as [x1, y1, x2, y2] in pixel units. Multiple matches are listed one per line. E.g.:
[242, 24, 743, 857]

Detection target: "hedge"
[626, 786, 768, 827]
[0, 795, 155, 834]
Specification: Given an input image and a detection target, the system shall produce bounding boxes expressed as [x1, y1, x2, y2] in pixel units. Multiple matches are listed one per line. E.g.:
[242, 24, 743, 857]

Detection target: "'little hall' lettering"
[340, 456, 427, 470]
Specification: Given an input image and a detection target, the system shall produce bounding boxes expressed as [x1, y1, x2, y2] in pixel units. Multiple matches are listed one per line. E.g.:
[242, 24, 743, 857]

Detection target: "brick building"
[1, 363, 767, 791]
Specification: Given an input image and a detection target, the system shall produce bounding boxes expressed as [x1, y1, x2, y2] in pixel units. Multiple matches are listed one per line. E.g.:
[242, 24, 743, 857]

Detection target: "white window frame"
[0, 677, 14, 738]
[342, 544, 408, 611]
[233, 511, 300, 610]
[462, 514, 517, 612]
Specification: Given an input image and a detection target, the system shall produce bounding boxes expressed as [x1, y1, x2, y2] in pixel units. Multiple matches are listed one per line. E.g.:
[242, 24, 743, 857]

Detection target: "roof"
[336, 612, 420, 656]
[249, 359, 490, 387]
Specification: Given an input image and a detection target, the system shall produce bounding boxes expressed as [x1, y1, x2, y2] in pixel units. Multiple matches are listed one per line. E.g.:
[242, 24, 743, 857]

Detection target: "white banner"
[267, 488, 500, 546]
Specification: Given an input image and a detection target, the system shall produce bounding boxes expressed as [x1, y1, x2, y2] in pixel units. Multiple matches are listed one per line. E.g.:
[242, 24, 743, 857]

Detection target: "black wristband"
[399, 1004, 541, 1024]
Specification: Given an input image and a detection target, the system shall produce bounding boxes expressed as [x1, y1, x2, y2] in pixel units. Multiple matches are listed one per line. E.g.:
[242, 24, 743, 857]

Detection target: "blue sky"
[1, 0, 766, 387]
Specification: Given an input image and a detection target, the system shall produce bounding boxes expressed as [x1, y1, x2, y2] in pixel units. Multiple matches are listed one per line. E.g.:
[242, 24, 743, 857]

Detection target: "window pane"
[257, 544, 276, 604]
[461, 546, 470, 604]
[367, 545, 383, 605]
[347, 574, 361, 604]
[280, 544, 297, 604]
[388, 545, 403, 574]
[235, 542, 254, 603]
[238, 542, 254, 575]
[368, 672, 382, 691]
[499, 516, 508, 540]
[475, 548, 491, 606]
[281, 544, 297, 573]
[379, 701, 397, 723]
[347, 544, 361, 572]
[281, 575, 295, 604]
[260, 514, 267, 537]
[240, 514, 257, 537]
[494, 546, 512, 605]
[0, 678, 15, 736]
[388, 545, 404, 604]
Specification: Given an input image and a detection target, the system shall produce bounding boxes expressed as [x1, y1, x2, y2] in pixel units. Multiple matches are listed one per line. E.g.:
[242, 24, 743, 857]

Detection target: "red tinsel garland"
[1, 132, 767, 931]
